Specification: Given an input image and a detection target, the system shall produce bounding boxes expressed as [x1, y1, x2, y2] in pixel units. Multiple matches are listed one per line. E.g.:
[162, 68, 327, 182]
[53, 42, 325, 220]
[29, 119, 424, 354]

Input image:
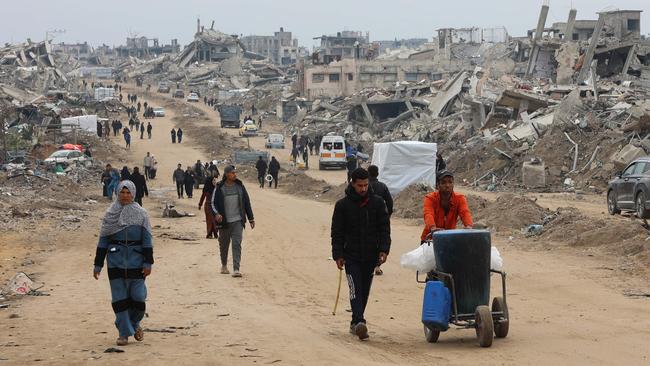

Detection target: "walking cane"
[332, 268, 343, 316]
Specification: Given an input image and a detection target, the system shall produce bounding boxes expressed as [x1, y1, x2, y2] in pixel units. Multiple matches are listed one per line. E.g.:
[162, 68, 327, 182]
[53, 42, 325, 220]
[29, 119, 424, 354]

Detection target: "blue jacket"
[94, 225, 153, 280]
[211, 179, 254, 226]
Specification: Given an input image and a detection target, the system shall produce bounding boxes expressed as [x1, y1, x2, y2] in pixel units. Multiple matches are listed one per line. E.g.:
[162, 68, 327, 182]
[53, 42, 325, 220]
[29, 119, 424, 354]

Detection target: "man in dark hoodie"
[184, 166, 196, 198]
[211, 165, 255, 277]
[367, 165, 393, 276]
[130, 167, 149, 206]
[268, 156, 280, 189]
[331, 167, 391, 341]
[255, 156, 267, 188]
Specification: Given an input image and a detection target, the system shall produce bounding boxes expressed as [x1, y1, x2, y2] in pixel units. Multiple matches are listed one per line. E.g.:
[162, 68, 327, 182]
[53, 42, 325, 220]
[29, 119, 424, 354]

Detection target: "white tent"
[61, 115, 98, 133]
[371, 141, 437, 195]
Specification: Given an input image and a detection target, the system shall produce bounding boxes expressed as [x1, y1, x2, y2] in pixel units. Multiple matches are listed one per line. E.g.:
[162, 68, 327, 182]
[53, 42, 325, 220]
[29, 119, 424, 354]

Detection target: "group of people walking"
[170, 128, 183, 144]
[93, 83, 465, 347]
[172, 164, 197, 198]
[101, 164, 149, 206]
[255, 156, 281, 189]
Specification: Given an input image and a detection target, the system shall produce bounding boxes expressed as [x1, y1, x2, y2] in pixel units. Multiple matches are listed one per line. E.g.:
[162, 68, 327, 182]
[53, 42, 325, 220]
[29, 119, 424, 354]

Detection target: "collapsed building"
[176, 19, 247, 68]
[286, 4, 650, 194]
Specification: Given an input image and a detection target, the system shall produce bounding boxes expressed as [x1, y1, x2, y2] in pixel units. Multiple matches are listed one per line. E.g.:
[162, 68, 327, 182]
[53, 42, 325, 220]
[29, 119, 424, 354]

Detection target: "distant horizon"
[1, 0, 648, 50]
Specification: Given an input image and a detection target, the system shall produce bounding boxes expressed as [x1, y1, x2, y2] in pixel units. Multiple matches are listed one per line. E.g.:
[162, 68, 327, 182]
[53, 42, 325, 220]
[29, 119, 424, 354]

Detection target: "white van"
[319, 135, 347, 170]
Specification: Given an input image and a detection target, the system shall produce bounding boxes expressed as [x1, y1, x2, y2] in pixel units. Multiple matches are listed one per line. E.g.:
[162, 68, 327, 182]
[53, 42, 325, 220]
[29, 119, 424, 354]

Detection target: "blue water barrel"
[422, 281, 451, 330]
[433, 230, 491, 315]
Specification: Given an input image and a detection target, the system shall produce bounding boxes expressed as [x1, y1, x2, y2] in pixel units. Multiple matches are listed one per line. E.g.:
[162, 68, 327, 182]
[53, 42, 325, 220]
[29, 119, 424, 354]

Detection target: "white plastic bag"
[491, 246, 503, 271]
[400, 242, 437, 272]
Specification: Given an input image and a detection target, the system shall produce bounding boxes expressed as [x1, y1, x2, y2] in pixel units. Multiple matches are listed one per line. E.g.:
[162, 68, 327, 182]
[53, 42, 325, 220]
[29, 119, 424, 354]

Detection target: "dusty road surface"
[1, 87, 649, 366]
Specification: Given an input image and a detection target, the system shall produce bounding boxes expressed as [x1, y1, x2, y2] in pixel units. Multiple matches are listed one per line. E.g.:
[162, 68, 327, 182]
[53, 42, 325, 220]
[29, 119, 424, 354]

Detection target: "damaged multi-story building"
[375, 38, 429, 53]
[176, 19, 245, 67]
[312, 31, 376, 64]
[524, 5, 645, 83]
[115, 37, 180, 58]
[299, 58, 456, 99]
[51, 42, 92, 61]
[240, 28, 300, 65]
[437, 27, 510, 48]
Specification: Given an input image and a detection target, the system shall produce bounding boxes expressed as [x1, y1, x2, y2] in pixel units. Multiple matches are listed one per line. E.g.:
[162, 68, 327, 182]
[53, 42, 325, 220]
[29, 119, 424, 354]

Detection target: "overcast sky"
[1, 0, 648, 49]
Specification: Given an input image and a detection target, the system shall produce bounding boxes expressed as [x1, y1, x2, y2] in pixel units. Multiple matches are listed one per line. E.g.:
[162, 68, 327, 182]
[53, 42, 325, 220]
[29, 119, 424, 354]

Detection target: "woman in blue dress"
[93, 181, 154, 346]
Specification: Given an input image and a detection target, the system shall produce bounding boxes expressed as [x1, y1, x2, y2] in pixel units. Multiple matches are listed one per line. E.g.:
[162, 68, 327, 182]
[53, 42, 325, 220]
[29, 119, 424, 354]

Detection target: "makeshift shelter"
[372, 141, 438, 195]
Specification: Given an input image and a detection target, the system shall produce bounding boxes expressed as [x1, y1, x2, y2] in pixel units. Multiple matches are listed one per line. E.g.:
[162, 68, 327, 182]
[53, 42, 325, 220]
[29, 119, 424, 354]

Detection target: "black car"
[607, 157, 650, 218]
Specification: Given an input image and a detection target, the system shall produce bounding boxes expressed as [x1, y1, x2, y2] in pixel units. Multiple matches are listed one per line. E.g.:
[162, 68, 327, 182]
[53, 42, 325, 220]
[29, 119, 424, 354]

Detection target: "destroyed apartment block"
[176, 19, 246, 68]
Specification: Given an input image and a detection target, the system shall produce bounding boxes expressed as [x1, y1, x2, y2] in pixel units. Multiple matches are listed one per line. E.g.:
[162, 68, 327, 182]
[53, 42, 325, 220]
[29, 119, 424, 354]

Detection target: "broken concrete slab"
[522, 160, 546, 188]
[497, 89, 556, 116]
[428, 71, 469, 117]
[610, 144, 646, 167]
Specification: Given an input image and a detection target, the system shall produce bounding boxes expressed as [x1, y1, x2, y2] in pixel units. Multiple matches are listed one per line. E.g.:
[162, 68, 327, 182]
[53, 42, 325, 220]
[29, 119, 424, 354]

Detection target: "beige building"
[299, 58, 452, 100]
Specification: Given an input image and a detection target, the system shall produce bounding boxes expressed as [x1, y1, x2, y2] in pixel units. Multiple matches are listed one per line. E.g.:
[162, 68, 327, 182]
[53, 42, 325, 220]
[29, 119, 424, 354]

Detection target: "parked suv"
[607, 157, 650, 219]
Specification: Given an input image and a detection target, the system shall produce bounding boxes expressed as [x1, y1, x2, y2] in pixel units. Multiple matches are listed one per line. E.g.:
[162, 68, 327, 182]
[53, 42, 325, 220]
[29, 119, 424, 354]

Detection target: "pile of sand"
[473, 193, 550, 232]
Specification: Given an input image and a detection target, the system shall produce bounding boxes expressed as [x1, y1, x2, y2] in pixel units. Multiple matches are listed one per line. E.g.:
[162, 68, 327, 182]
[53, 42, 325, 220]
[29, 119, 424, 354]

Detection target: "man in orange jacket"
[420, 170, 473, 242]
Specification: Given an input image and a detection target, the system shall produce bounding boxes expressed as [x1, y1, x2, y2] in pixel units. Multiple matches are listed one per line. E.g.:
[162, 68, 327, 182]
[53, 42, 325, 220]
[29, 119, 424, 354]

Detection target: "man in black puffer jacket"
[331, 167, 391, 341]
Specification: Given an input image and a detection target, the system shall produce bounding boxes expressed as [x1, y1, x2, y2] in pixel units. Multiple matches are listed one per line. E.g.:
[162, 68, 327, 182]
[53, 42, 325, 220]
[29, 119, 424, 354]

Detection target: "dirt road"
[1, 88, 649, 365]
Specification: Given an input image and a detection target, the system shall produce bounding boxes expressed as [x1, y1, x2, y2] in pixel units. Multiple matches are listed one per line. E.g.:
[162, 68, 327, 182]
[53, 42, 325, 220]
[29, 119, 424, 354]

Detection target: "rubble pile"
[286, 35, 650, 193]
[0, 168, 98, 232]
[0, 41, 71, 95]
[538, 206, 650, 268]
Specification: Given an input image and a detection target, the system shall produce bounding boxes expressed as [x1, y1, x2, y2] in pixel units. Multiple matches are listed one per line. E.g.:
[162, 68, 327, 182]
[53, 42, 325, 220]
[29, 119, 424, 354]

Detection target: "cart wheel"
[492, 297, 509, 338]
[423, 325, 440, 343]
[475, 305, 494, 347]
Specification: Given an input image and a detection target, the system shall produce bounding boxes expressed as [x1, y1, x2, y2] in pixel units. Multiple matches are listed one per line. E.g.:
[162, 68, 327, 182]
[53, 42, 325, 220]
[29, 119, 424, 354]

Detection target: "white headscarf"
[100, 180, 152, 237]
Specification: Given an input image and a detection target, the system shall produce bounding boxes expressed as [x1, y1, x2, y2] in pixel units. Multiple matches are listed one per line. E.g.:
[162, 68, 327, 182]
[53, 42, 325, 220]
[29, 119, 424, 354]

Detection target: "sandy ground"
[1, 85, 649, 365]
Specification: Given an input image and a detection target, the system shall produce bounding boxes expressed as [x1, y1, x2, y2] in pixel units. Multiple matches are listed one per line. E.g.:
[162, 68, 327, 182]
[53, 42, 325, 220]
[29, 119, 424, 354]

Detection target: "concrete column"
[577, 13, 605, 83]
[533, 2, 550, 42]
[526, 1, 550, 77]
[565, 9, 578, 41]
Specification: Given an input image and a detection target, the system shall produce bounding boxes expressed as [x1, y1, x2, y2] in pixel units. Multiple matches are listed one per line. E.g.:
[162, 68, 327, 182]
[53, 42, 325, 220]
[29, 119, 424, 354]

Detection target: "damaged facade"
[312, 31, 375, 64]
[299, 58, 454, 99]
[240, 28, 301, 65]
[115, 37, 180, 58]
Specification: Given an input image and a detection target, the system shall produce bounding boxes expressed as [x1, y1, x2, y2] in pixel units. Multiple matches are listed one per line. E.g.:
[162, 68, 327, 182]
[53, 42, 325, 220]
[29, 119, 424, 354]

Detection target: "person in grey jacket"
[211, 165, 255, 277]
[172, 164, 185, 198]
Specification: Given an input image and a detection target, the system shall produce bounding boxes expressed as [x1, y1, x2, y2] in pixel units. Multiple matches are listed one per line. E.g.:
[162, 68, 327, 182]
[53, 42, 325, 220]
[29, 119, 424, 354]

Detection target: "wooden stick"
[332, 269, 343, 316]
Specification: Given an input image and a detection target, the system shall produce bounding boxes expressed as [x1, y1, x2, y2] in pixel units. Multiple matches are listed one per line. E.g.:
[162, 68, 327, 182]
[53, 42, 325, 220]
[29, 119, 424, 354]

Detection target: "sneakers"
[116, 337, 128, 346]
[220, 266, 229, 274]
[351, 322, 369, 340]
[232, 270, 242, 278]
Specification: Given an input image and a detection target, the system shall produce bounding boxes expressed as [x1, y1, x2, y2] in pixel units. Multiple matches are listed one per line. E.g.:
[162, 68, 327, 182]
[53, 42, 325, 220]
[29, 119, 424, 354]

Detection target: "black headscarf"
[120, 166, 131, 181]
[203, 176, 216, 193]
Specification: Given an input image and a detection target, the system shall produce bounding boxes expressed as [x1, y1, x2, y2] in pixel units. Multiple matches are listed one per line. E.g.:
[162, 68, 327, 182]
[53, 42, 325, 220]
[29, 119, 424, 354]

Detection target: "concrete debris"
[610, 144, 646, 168]
[162, 203, 196, 218]
[4, 272, 34, 295]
